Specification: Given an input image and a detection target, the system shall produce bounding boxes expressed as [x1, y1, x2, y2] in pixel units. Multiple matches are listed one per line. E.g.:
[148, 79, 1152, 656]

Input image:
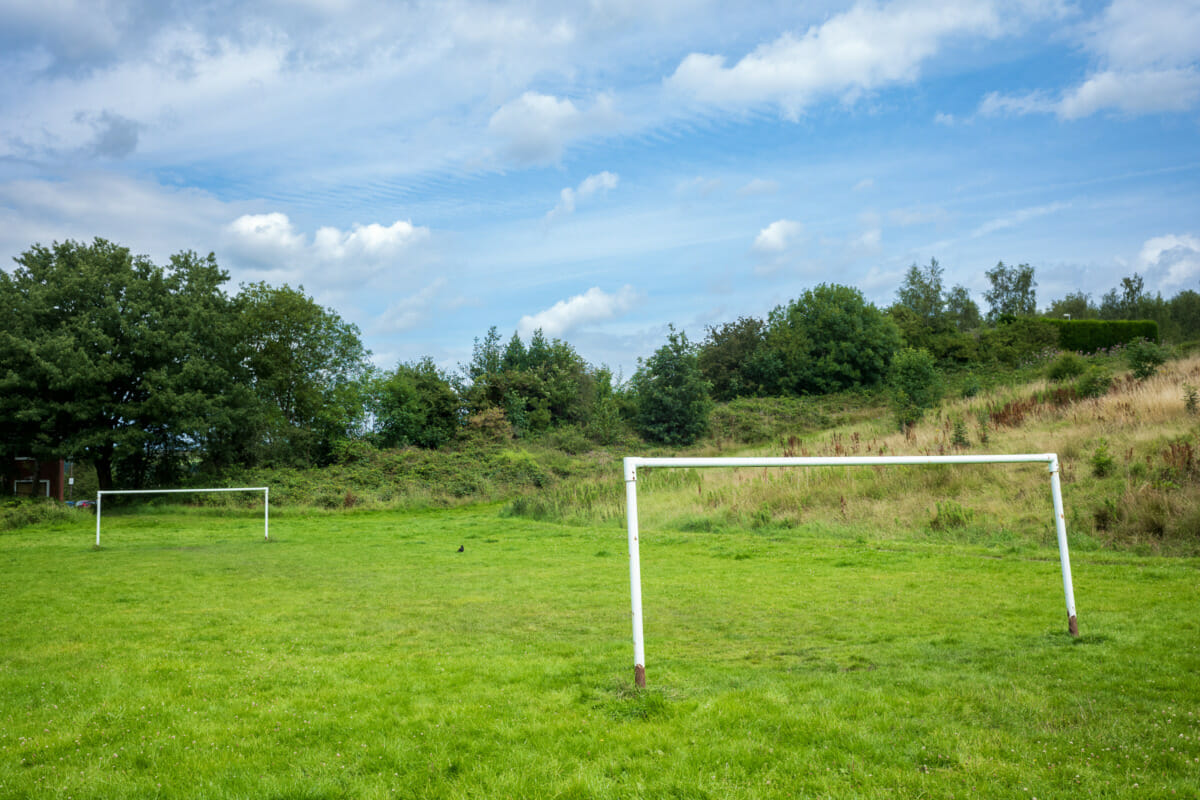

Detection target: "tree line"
[3, 240, 1197, 490]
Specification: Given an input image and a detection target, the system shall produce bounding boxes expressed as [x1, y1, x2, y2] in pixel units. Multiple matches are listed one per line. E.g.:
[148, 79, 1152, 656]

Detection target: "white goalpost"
[622, 454, 1078, 688]
[94, 487, 270, 546]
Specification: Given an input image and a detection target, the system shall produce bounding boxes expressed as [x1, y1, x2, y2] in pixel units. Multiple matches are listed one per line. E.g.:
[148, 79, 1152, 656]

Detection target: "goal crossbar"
[95, 487, 270, 546]
[622, 454, 1077, 688]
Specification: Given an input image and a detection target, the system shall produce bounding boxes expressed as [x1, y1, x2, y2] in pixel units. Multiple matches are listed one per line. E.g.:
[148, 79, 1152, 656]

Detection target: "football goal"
[94, 487, 270, 546]
[622, 454, 1077, 688]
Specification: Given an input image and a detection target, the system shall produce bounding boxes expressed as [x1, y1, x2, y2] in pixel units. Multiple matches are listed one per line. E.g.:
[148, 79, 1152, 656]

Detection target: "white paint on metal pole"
[624, 458, 647, 688]
[94, 487, 270, 546]
[1048, 457, 1078, 635]
[622, 453, 1079, 687]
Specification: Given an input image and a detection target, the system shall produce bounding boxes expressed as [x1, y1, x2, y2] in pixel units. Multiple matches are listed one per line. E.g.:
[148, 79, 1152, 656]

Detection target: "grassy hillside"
[510, 354, 1200, 556]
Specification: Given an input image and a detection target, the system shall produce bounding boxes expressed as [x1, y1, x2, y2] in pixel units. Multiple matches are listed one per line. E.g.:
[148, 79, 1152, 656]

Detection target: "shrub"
[888, 348, 942, 430]
[951, 417, 970, 449]
[631, 326, 713, 446]
[0, 498, 82, 531]
[977, 317, 1058, 366]
[1046, 352, 1086, 382]
[1045, 318, 1158, 353]
[1075, 367, 1112, 399]
[930, 500, 974, 531]
[1126, 337, 1167, 380]
[464, 407, 514, 444]
[1091, 439, 1115, 478]
[1185, 384, 1198, 416]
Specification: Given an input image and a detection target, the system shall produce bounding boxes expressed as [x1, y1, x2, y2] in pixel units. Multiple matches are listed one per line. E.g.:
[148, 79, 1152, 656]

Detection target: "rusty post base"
[1068, 615, 1079, 637]
[634, 664, 646, 688]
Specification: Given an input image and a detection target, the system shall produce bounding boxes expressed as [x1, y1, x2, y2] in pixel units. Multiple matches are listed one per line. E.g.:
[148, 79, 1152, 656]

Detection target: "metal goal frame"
[95, 487, 270, 546]
[623, 454, 1077, 688]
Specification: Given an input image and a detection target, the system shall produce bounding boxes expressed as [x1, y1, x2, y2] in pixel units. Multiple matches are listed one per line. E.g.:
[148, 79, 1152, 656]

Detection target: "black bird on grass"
[457, 545, 464, 553]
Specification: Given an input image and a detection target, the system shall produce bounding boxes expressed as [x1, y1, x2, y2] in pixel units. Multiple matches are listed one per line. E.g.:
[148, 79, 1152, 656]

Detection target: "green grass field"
[2, 505, 1198, 799]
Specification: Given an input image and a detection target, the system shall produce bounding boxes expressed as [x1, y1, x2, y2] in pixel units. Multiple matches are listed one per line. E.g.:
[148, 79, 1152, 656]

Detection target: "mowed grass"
[1, 506, 1198, 799]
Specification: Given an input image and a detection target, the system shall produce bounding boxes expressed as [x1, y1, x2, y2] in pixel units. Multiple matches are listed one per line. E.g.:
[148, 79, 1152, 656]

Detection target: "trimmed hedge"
[1045, 319, 1159, 353]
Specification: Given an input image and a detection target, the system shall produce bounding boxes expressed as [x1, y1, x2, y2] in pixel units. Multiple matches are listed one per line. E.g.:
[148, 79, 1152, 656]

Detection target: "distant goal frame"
[622, 454, 1078, 688]
[95, 487, 270, 546]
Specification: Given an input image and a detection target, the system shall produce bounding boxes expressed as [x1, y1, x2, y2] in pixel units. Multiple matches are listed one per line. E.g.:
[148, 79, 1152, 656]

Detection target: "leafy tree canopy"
[984, 262, 1037, 322]
[767, 283, 901, 394]
[632, 326, 712, 446]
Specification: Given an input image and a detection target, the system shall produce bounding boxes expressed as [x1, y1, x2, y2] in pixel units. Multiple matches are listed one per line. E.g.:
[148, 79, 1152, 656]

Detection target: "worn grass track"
[1, 506, 1197, 798]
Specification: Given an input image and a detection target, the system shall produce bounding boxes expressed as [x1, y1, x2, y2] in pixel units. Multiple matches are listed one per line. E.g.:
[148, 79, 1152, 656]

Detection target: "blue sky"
[2, 0, 1199, 376]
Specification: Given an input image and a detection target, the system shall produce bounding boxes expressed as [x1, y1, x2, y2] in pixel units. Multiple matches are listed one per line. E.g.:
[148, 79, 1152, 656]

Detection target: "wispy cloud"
[545, 171, 619, 222]
[979, 0, 1200, 118]
[970, 202, 1069, 238]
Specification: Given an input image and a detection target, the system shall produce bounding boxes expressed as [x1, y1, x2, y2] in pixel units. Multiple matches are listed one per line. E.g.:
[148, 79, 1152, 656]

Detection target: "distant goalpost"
[95, 487, 270, 546]
[622, 454, 1078, 688]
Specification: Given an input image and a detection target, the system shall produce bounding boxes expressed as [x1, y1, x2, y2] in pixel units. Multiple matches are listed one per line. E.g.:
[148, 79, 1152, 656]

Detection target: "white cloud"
[226, 212, 306, 261]
[666, 0, 1001, 114]
[488, 91, 618, 165]
[1139, 233, 1200, 288]
[225, 212, 430, 275]
[1057, 68, 1200, 118]
[313, 220, 430, 262]
[853, 178, 874, 191]
[1086, 0, 1200, 71]
[753, 219, 802, 253]
[980, 0, 1200, 118]
[517, 285, 638, 338]
[546, 171, 619, 221]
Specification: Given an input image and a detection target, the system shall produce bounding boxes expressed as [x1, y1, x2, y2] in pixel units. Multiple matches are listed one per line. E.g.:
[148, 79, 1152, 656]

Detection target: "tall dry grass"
[511, 355, 1200, 554]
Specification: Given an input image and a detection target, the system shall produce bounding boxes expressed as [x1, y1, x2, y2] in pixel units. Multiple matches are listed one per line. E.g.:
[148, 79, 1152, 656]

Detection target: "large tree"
[238, 282, 372, 466]
[372, 358, 459, 449]
[766, 284, 901, 394]
[896, 258, 945, 322]
[698, 316, 772, 401]
[984, 262, 1037, 322]
[632, 326, 712, 446]
[0, 239, 244, 488]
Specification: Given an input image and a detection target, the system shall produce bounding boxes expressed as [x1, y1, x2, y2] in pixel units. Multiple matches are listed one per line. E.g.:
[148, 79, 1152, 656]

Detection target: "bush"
[951, 417, 970, 449]
[1075, 367, 1112, 399]
[977, 318, 1058, 366]
[1126, 337, 1168, 380]
[631, 326, 713, 446]
[930, 500, 974, 531]
[1046, 352, 1086, 382]
[888, 348, 942, 430]
[1, 498, 82, 531]
[1091, 439, 1115, 478]
[464, 407, 514, 444]
[1045, 318, 1159, 353]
